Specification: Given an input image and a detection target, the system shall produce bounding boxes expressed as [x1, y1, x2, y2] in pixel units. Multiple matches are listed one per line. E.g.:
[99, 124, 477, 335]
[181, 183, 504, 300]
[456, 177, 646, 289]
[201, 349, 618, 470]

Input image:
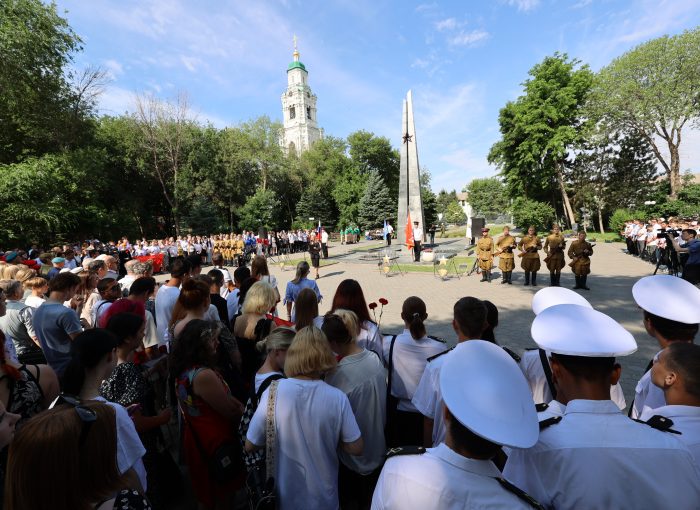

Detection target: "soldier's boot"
[486, 271, 492, 283]
[501, 272, 507, 284]
[549, 272, 556, 286]
[532, 272, 538, 286]
[480, 271, 487, 282]
[507, 271, 513, 284]
[573, 275, 581, 289]
[524, 271, 530, 286]
[555, 272, 561, 286]
[581, 275, 590, 290]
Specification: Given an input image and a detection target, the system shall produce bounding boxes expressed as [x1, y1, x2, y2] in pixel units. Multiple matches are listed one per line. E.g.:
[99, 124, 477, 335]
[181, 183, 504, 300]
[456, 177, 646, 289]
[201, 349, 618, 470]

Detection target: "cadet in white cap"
[504, 304, 700, 509]
[643, 342, 700, 466]
[411, 297, 488, 447]
[519, 288, 626, 415]
[372, 341, 542, 510]
[629, 275, 700, 419]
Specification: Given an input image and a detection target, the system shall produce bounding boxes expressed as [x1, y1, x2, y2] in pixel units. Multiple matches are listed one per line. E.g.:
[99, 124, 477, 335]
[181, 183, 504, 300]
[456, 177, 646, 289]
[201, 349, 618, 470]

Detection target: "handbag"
[179, 403, 243, 485]
[246, 379, 279, 510]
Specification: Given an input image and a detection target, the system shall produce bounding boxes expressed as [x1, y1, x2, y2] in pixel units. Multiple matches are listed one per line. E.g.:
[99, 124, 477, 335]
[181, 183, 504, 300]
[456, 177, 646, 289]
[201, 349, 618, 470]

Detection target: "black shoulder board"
[525, 347, 538, 351]
[427, 335, 446, 344]
[535, 403, 549, 413]
[385, 446, 427, 458]
[427, 347, 453, 362]
[502, 346, 521, 363]
[496, 477, 545, 510]
[635, 415, 681, 435]
[539, 416, 562, 430]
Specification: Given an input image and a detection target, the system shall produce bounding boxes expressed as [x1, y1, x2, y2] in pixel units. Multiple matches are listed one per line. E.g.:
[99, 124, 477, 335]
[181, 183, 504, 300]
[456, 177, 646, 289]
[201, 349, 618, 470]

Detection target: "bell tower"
[280, 36, 323, 156]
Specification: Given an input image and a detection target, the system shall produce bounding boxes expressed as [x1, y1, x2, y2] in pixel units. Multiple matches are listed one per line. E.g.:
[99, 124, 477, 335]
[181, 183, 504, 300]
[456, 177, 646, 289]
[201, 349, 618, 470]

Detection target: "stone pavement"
[162, 239, 665, 407]
[266, 240, 661, 406]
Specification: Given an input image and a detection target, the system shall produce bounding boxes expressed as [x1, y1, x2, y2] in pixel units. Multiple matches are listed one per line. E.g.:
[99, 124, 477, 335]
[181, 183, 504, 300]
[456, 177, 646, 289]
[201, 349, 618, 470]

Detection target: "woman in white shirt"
[320, 279, 383, 359]
[323, 310, 386, 510]
[245, 326, 363, 510]
[382, 296, 446, 447]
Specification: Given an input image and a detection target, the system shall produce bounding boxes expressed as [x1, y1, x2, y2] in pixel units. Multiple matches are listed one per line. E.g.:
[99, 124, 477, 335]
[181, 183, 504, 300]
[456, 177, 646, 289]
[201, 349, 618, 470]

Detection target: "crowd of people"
[621, 217, 700, 284]
[0, 233, 698, 509]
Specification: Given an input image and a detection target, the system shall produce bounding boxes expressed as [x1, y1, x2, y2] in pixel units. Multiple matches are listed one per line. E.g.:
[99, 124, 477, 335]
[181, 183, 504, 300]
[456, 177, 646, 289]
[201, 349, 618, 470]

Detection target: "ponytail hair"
[256, 327, 296, 353]
[401, 296, 427, 340]
[62, 329, 118, 396]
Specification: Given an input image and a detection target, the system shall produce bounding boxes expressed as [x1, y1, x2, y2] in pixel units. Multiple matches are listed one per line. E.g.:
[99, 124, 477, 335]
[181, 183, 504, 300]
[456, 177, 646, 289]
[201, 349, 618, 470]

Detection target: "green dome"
[287, 61, 306, 71]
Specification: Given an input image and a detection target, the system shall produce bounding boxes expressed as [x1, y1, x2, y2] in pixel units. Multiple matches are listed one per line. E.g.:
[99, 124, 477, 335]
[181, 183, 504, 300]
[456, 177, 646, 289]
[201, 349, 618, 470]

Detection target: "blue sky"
[56, 0, 700, 193]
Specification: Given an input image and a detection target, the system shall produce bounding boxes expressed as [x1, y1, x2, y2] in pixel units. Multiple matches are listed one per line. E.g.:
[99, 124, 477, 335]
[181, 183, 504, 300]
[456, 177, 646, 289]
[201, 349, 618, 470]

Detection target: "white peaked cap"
[632, 275, 700, 325]
[532, 287, 593, 315]
[439, 341, 539, 449]
[531, 304, 637, 357]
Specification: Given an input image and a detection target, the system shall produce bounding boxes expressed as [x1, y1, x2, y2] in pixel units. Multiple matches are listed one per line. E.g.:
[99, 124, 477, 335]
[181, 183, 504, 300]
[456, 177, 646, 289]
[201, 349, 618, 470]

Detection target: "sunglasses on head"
[56, 394, 97, 446]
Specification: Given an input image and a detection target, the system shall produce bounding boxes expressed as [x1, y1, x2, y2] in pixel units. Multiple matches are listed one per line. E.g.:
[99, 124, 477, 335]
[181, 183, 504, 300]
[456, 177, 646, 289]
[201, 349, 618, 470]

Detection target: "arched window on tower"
[306, 106, 311, 120]
[288, 141, 296, 154]
[289, 107, 295, 119]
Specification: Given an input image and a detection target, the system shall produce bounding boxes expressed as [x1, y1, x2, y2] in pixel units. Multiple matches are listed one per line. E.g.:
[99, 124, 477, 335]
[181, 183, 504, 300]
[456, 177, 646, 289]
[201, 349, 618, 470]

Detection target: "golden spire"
[293, 34, 300, 61]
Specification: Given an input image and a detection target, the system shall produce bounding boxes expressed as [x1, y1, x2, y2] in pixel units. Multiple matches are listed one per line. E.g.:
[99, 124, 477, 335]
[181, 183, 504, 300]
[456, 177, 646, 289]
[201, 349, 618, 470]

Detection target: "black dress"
[309, 241, 322, 268]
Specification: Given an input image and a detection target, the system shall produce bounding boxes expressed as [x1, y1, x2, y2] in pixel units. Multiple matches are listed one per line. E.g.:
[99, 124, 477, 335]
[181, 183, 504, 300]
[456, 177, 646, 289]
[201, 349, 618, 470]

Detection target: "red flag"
[406, 212, 414, 250]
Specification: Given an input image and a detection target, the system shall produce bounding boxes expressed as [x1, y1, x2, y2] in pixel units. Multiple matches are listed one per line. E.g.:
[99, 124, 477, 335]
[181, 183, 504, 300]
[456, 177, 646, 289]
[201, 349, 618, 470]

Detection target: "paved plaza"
[170, 239, 666, 407]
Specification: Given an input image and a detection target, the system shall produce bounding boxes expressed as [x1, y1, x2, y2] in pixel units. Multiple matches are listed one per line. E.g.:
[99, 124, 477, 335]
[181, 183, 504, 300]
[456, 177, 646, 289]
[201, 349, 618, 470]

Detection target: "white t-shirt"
[411, 347, 452, 446]
[383, 331, 447, 412]
[357, 321, 383, 360]
[155, 285, 180, 346]
[325, 349, 386, 474]
[24, 295, 46, 309]
[254, 371, 284, 394]
[247, 378, 361, 510]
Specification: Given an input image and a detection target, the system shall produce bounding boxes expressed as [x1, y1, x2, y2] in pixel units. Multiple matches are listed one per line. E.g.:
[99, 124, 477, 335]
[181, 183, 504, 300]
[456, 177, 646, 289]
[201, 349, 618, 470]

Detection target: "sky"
[55, 0, 700, 193]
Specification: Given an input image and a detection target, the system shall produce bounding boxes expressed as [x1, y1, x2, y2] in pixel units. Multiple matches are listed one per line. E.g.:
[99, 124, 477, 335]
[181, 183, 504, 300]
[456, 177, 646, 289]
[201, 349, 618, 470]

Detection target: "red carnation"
[368, 302, 378, 310]
[378, 298, 388, 306]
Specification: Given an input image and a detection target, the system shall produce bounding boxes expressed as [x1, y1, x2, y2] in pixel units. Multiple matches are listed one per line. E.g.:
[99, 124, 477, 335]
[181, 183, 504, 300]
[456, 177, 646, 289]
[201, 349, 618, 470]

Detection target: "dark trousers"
[338, 462, 381, 510]
[386, 236, 391, 246]
[682, 264, 700, 285]
[414, 241, 421, 261]
[321, 243, 328, 259]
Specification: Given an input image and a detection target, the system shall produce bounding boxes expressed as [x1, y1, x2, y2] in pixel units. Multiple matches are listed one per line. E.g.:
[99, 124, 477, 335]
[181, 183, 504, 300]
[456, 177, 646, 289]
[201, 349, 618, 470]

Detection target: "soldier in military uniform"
[495, 226, 517, 285]
[518, 226, 542, 286]
[543, 224, 566, 287]
[476, 228, 494, 283]
[567, 231, 594, 290]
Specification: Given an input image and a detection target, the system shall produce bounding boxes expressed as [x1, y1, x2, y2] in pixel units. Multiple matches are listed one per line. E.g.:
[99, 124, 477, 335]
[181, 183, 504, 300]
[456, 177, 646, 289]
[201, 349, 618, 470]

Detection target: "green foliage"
[238, 188, 281, 231]
[333, 166, 366, 227]
[591, 27, 700, 198]
[465, 178, 509, 216]
[488, 53, 594, 205]
[420, 171, 438, 227]
[608, 209, 637, 234]
[444, 201, 467, 224]
[295, 182, 337, 229]
[357, 171, 395, 230]
[511, 198, 555, 232]
[347, 130, 400, 200]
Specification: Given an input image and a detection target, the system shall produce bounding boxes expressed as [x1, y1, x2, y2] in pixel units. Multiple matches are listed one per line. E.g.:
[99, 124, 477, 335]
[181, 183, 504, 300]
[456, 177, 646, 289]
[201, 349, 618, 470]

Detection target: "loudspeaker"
[470, 218, 485, 239]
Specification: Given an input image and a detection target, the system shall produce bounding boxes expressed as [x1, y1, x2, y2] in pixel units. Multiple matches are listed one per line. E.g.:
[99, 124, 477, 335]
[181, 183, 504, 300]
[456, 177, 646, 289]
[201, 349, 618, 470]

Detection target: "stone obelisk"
[397, 90, 425, 245]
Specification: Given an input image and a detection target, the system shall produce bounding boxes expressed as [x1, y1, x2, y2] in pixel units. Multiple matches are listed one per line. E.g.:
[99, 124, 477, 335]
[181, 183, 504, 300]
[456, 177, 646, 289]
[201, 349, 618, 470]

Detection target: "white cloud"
[180, 55, 200, 73]
[411, 58, 430, 69]
[97, 85, 136, 116]
[505, 0, 541, 12]
[572, 0, 593, 8]
[435, 18, 459, 31]
[103, 59, 123, 77]
[415, 2, 438, 13]
[449, 29, 490, 47]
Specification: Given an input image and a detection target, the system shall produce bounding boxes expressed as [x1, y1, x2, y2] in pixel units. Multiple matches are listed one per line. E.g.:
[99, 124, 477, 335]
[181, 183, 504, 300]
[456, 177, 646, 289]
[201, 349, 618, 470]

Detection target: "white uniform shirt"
[412, 347, 455, 446]
[371, 443, 534, 510]
[247, 378, 361, 510]
[641, 404, 700, 467]
[519, 349, 626, 410]
[630, 350, 665, 419]
[325, 349, 387, 474]
[154, 285, 180, 345]
[383, 330, 446, 412]
[357, 321, 383, 359]
[321, 230, 329, 243]
[503, 399, 700, 509]
[413, 227, 423, 241]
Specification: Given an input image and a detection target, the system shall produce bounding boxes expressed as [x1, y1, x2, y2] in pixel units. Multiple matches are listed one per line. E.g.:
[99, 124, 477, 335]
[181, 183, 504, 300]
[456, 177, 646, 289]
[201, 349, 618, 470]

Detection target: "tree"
[511, 198, 555, 232]
[347, 130, 400, 201]
[357, 171, 395, 230]
[295, 182, 337, 228]
[444, 201, 467, 224]
[590, 27, 700, 199]
[238, 188, 280, 231]
[488, 53, 594, 226]
[133, 93, 194, 236]
[435, 190, 457, 218]
[465, 178, 509, 216]
[420, 171, 438, 227]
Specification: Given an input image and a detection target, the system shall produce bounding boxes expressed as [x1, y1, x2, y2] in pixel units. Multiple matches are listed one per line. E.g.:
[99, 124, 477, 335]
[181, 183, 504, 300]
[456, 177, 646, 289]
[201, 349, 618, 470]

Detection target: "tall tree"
[133, 93, 194, 236]
[357, 171, 395, 230]
[590, 27, 700, 199]
[420, 171, 438, 227]
[465, 177, 509, 216]
[347, 130, 400, 200]
[488, 53, 594, 227]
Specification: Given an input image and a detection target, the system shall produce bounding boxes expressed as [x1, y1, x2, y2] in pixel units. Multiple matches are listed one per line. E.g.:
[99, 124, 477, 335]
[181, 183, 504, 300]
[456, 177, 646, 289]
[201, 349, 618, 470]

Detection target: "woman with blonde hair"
[323, 311, 387, 508]
[245, 326, 363, 510]
[1, 264, 21, 281]
[253, 327, 295, 392]
[233, 281, 278, 383]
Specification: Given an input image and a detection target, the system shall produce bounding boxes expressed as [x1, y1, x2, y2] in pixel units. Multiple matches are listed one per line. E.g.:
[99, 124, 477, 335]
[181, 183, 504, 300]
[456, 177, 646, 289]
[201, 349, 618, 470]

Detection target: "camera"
[657, 229, 681, 242]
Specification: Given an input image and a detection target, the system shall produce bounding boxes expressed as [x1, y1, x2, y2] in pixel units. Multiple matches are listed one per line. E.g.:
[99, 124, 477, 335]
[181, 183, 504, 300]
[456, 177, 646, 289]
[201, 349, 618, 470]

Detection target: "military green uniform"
[476, 235, 494, 282]
[568, 239, 594, 290]
[518, 234, 542, 286]
[544, 232, 566, 286]
[495, 234, 516, 284]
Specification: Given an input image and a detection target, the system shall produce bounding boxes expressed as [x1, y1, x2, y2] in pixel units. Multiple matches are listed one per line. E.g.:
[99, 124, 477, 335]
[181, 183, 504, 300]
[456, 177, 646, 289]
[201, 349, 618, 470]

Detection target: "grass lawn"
[346, 242, 386, 252]
[395, 256, 476, 274]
